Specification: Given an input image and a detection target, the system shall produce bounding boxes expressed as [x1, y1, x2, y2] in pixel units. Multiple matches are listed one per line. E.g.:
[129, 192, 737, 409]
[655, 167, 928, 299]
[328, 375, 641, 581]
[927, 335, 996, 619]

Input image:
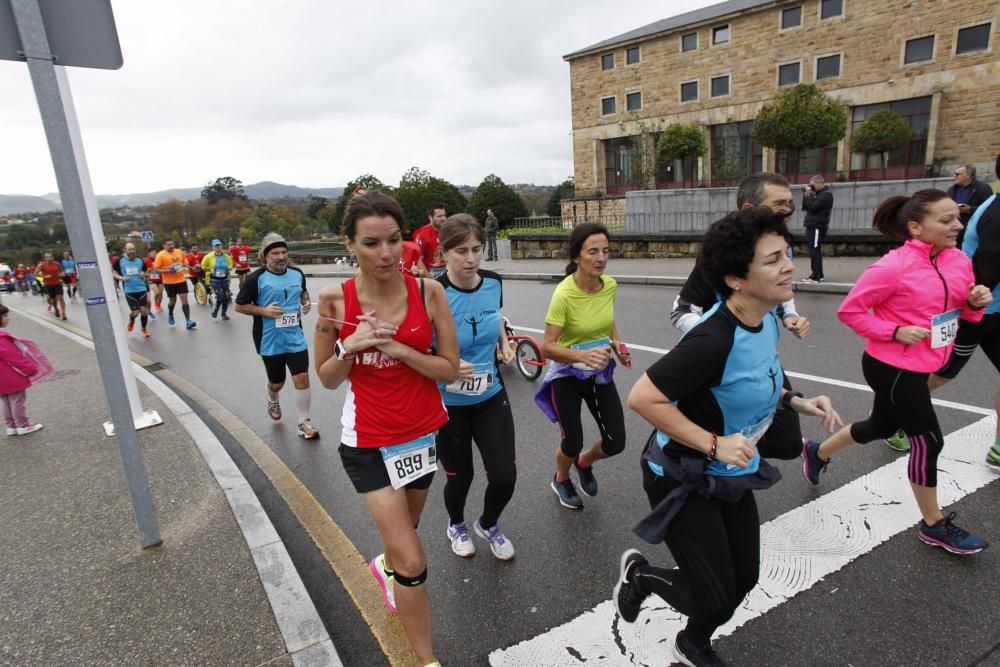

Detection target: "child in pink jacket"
[799, 189, 992, 555]
[0, 305, 50, 435]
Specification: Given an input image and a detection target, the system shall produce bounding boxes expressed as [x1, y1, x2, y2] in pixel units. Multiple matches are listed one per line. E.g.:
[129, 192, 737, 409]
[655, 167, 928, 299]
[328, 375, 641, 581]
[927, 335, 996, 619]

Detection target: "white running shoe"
[369, 553, 397, 613]
[474, 518, 515, 560]
[447, 521, 476, 558]
[16, 424, 43, 435]
[6, 427, 16, 436]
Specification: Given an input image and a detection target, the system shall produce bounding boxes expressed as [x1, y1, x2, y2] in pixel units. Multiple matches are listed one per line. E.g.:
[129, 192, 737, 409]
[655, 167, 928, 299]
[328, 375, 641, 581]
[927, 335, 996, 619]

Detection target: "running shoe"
[47, 305, 51, 312]
[674, 629, 728, 667]
[61, 315, 67, 321]
[16, 424, 44, 435]
[155, 304, 164, 312]
[474, 518, 514, 560]
[551, 476, 583, 509]
[369, 553, 397, 613]
[167, 313, 175, 326]
[986, 447, 1000, 470]
[574, 458, 598, 497]
[147, 310, 156, 320]
[127, 320, 134, 333]
[799, 276, 817, 284]
[267, 397, 282, 421]
[297, 420, 319, 439]
[801, 438, 828, 486]
[6, 427, 16, 436]
[185, 320, 196, 330]
[211, 309, 218, 319]
[52, 308, 60, 318]
[918, 512, 989, 555]
[447, 521, 476, 558]
[613, 548, 648, 623]
[884, 429, 910, 452]
[221, 314, 230, 321]
[141, 329, 150, 338]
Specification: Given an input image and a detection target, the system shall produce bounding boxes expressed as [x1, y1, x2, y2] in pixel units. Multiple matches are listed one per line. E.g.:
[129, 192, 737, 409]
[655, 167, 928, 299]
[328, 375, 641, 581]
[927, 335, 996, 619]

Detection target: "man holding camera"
[801, 175, 833, 284]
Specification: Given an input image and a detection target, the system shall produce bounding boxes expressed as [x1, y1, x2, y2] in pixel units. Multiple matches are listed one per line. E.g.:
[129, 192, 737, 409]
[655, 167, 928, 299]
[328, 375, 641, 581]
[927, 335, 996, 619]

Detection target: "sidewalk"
[0, 312, 334, 665]
[299, 256, 874, 293]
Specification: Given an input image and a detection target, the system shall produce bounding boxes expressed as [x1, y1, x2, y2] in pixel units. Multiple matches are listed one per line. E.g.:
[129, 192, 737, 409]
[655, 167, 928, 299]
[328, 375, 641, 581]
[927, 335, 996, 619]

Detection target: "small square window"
[781, 6, 802, 29]
[711, 75, 730, 97]
[626, 91, 642, 111]
[904, 35, 935, 63]
[626, 46, 640, 64]
[682, 32, 698, 52]
[680, 81, 698, 102]
[778, 62, 801, 86]
[816, 54, 841, 79]
[601, 53, 614, 70]
[820, 0, 843, 19]
[601, 96, 616, 115]
[712, 25, 730, 45]
[956, 23, 991, 54]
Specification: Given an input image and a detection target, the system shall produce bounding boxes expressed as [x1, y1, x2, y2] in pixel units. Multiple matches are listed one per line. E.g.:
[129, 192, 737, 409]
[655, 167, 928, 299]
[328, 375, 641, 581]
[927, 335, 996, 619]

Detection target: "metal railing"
[286, 241, 350, 259]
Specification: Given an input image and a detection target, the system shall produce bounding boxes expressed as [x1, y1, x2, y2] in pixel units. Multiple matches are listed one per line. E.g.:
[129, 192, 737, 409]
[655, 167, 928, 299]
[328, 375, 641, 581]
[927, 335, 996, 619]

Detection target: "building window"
[956, 23, 991, 54]
[604, 136, 639, 192]
[816, 54, 841, 79]
[712, 24, 730, 45]
[781, 6, 802, 29]
[601, 53, 614, 70]
[681, 32, 698, 52]
[711, 74, 730, 97]
[820, 0, 843, 19]
[776, 145, 838, 181]
[626, 91, 642, 111]
[850, 96, 932, 176]
[778, 62, 801, 86]
[680, 80, 698, 102]
[626, 46, 640, 64]
[601, 96, 616, 115]
[711, 121, 763, 184]
[904, 35, 935, 64]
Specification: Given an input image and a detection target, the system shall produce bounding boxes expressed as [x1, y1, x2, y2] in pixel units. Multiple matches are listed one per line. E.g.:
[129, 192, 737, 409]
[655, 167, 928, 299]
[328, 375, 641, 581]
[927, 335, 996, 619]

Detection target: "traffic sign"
[0, 0, 122, 69]
[141, 230, 154, 243]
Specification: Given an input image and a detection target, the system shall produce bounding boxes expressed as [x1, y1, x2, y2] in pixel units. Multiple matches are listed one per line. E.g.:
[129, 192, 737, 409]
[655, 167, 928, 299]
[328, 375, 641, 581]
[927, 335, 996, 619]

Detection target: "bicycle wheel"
[516, 339, 544, 381]
[193, 281, 208, 306]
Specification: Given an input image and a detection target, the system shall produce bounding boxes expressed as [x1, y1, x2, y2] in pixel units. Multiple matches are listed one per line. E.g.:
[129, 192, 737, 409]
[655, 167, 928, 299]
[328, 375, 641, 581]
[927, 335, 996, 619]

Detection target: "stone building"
[564, 0, 999, 196]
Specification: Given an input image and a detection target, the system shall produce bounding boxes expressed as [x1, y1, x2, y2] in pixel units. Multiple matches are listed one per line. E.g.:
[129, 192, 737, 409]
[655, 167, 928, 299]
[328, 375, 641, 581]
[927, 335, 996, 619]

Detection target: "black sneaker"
[674, 629, 728, 667]
[613, 548, 648, 622]
[550, 476, 583, 509]
[801, 438, 828, 486]
[918, 512, 988, 555]
[574, 459, 598, 497]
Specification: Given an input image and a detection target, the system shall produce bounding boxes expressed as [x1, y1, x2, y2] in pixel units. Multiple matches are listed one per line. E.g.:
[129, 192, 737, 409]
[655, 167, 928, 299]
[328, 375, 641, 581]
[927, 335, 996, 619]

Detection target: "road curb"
[7, 305, 343, 667]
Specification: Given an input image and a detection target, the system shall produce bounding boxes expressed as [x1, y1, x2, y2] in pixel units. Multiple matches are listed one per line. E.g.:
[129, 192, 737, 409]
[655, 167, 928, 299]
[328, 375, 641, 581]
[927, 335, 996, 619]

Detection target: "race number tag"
[125, 266, 139, 276]
[930, 308, 960, 349]
[149, 271, 159, 280]
[239, 254, 247, 263]
[276, 311, 300, 328]
[445, 362, 494, 396]
[380, 433, 437, 489]
[214, 270, 227, 278]
[570, 337, 611, 370]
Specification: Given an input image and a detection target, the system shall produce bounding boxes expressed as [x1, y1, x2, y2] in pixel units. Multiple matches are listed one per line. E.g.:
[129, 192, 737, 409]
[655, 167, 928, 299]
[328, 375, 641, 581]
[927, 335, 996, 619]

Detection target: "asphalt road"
[19, 276, 1000, 666]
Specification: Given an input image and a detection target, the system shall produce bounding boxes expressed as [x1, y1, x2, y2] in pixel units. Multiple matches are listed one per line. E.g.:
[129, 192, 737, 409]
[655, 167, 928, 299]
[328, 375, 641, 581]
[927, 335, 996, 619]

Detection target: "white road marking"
[510, 325, 992, 415]
[489, 416, 999, 666]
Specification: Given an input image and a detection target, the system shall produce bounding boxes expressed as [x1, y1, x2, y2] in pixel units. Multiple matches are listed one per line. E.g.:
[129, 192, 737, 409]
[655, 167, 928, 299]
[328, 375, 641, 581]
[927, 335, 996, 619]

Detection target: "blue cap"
[211, 239, 222, 246]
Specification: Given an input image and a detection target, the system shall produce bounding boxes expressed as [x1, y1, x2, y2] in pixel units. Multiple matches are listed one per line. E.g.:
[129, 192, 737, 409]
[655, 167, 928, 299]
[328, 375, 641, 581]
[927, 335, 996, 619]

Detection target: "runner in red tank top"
[313, 191, 458, 665]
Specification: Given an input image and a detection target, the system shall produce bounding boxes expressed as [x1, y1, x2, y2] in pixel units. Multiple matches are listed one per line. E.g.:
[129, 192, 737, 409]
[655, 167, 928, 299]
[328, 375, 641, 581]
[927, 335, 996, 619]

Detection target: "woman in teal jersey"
[435, 214, 517, 560]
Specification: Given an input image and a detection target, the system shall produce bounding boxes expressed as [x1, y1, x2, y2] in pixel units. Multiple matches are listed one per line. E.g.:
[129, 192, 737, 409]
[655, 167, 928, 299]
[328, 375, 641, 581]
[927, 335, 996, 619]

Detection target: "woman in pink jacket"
[0, 305, 46, 435]
[800, 189, 992, 555]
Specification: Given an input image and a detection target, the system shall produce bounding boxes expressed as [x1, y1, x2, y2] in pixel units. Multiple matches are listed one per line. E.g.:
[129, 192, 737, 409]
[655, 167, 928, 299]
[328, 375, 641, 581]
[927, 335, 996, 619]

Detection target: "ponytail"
[872, 189, 950, 241]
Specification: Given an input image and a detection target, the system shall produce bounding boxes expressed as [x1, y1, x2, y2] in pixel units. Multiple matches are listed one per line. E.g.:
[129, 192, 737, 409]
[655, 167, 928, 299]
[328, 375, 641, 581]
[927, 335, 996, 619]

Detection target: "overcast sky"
[1, 0, 717, 196]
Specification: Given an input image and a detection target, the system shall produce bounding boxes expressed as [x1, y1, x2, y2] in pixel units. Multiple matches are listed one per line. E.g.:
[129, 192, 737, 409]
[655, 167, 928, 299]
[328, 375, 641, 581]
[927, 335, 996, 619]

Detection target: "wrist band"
[707, 432, 718, 461]
[782, 391, 803, 411]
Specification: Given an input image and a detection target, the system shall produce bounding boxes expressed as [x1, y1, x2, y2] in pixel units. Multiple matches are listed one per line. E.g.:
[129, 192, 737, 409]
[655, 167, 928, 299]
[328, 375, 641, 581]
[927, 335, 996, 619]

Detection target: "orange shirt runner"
[153, 249, 187, 284]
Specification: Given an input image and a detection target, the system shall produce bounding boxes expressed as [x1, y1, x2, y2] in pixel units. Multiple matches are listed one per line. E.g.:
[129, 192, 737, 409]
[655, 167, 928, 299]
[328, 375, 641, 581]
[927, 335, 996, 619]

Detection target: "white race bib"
[570, 337, 611, 370]
[930, 308, 960, 349]
[149, 271, 159, 280]
[125, 266, 139, 276]
[445, 362, 494, 396]
[213, 270, 227, 278]
[239, 254, 247, 263]
[275, 311, 300, 328]
[380, 433, 437, 489]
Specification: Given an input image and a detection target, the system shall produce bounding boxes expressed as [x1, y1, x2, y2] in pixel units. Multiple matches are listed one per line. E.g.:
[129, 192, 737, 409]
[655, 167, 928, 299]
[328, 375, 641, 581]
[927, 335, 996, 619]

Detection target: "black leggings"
[436, 388, 516, 529]
[633, 462, 760, 650]
[937, 314, 1000, 378]
[850, 353, 944, 487]
[756, 375, 803, 461]
[549, 375, 626, 459]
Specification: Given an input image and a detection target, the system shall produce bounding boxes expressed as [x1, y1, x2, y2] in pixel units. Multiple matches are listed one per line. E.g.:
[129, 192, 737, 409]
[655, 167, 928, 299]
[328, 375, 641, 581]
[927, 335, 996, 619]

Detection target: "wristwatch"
[334, 339, 355, 361]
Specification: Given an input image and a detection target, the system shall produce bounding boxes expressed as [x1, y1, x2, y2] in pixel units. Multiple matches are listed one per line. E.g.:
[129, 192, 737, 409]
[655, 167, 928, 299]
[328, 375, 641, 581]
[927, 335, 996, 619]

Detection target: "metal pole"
[11, 0, 161, 548]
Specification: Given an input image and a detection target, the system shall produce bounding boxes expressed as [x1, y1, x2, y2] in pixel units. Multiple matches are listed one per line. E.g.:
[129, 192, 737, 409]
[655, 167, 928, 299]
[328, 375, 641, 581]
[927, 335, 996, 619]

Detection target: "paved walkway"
[0, 309, 338, 666]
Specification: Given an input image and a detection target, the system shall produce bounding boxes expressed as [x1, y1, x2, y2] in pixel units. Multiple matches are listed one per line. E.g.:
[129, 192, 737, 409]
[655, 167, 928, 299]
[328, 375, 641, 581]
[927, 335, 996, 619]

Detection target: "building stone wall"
[559, 195, 626, 224]
[567, 0, 999, 194]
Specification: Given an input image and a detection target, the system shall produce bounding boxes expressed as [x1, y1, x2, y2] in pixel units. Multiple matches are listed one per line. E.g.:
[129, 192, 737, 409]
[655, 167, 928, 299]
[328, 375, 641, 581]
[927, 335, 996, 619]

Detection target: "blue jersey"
[436, 270, 504, 406]
[209, 253, 230, 279]
[116, 256, 147, 294]
[235, 266, 308, 356]
[61, 258, 76, 275]
[963, 193, 1000, 315]
[645, 302, 783, 477]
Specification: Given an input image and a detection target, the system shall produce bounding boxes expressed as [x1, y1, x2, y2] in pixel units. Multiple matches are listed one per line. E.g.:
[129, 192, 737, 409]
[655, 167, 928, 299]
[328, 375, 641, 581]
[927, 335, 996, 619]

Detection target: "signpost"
[141, 230, 154, 243]
[3, 0, 161, 548]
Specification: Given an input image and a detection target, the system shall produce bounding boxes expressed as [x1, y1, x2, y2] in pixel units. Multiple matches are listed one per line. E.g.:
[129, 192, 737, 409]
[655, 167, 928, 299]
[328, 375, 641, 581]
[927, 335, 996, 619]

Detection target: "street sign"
[0, 0, 122, 69]
[141, 230, 154, 243]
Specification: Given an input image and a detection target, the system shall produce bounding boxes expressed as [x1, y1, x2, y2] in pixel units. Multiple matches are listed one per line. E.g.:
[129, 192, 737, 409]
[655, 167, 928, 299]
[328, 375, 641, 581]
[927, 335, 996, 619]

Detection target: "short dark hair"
[0, 305, 8, 318]
[343, 190, 405, 239]
[871, 189, 951, 241]
[426, 202, 445, 218]
[700, 208, 793, 298]
[565, 222, 610, 276]
[736, 172, 790, 208]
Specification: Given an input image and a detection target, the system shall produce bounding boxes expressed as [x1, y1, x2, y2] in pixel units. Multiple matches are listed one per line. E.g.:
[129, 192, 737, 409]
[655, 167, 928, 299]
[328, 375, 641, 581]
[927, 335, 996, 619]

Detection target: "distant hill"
[0, 181, 345, 215]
